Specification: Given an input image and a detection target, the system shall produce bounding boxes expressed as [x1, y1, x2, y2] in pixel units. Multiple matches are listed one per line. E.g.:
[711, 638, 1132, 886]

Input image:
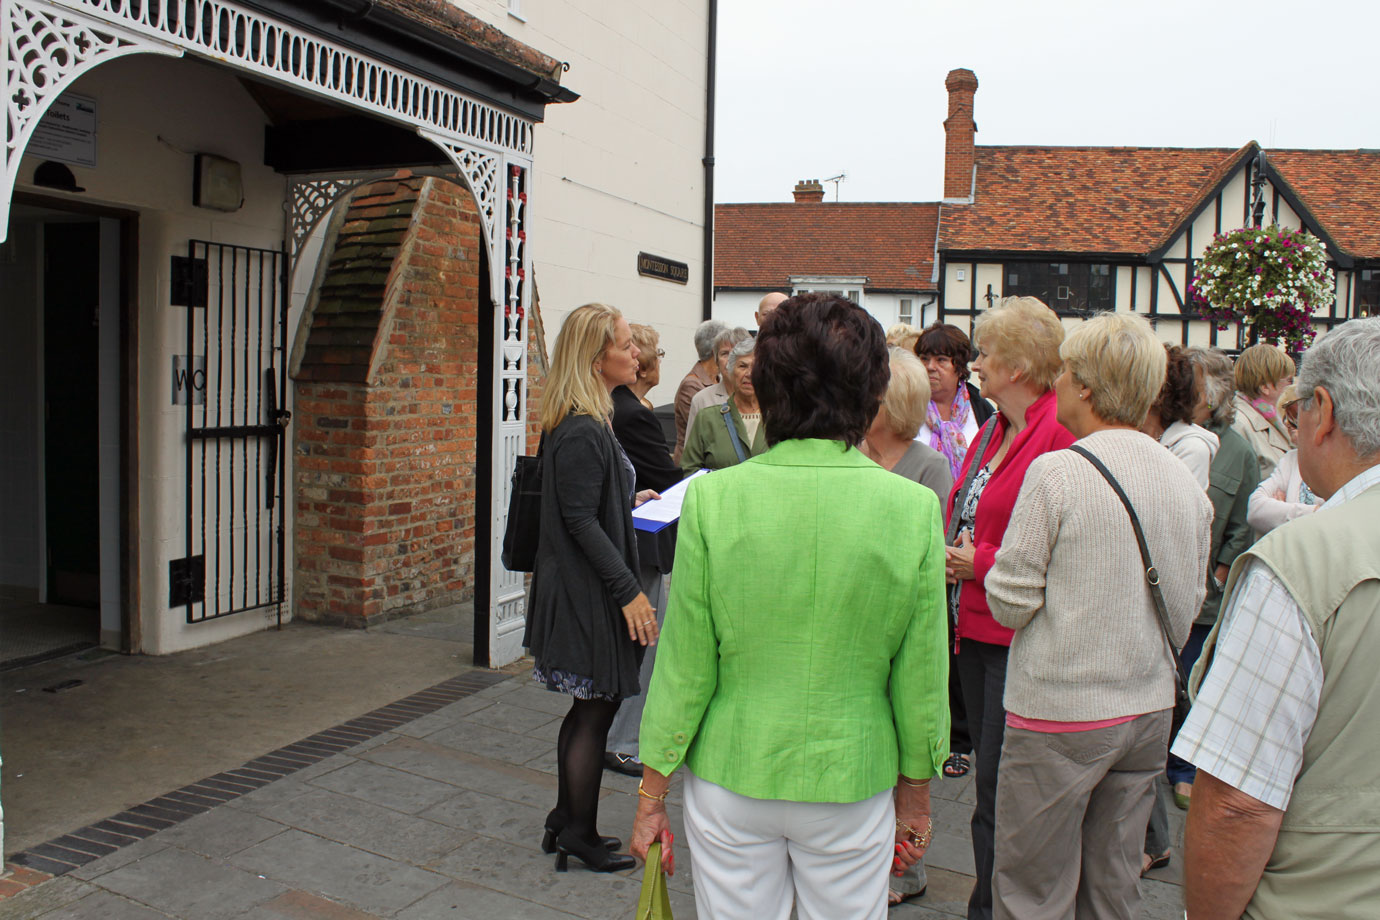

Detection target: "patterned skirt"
[531, 665, 620, 702]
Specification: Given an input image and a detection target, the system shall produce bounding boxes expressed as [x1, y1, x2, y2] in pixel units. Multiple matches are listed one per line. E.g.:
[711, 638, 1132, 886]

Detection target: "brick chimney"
[793, 179, 825, 203]
[943, 68, 979, 200]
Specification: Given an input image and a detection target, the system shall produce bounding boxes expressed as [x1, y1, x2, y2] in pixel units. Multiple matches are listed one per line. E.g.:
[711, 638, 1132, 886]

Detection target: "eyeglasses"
[1282, 397, 1308, 429]
[656, 348, 666, 359]
[919, 354, 954, 367]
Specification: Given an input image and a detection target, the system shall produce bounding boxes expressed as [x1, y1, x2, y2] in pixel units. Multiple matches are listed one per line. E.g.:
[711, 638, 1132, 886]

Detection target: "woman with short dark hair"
[914, 322, 995, 479]
[631, 293, 950, 918]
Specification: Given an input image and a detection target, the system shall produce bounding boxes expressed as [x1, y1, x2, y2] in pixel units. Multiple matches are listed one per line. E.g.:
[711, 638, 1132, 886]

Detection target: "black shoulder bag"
[501, 434, 545, 573]
[1068, 445, 1192, 738]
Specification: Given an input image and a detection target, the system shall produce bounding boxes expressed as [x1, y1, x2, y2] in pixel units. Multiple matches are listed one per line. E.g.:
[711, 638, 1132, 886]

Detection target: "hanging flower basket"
[1187, 224, 1335, 352]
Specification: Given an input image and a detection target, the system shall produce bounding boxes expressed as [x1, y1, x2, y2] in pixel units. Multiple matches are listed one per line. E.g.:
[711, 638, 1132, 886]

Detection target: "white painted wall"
[15, 55, 295, 654]
[446, 0, 710, 407]
[713, 289, 938, 338]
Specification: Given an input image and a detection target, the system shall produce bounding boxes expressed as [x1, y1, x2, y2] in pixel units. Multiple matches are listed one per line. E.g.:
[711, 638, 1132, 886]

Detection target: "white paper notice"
[632, 469, 709, 527]
[29, 93, 97, 168]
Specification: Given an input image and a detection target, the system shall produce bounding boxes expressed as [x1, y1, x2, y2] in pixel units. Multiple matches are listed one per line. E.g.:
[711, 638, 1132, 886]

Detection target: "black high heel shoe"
[541, 824, 621, 854]
[553, 829, 636, 873]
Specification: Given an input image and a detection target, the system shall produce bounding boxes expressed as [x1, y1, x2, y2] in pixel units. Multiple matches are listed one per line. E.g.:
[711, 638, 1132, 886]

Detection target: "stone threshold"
[2, 668, 508, 890]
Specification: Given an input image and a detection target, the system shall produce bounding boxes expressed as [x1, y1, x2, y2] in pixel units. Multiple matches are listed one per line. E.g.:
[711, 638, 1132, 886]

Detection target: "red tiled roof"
[1267, 150, 1380, 261]
[714, 203, 940, 291]
[940, 146, 1247, 256]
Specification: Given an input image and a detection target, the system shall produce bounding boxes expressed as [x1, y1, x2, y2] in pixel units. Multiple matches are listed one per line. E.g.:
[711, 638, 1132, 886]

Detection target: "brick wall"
[294, 176, 487, 624]
[944, 68, 979, 200]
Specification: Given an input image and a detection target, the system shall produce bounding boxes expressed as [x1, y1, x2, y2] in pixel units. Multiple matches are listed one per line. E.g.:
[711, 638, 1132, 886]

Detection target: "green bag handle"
[636, 841, 674, 920]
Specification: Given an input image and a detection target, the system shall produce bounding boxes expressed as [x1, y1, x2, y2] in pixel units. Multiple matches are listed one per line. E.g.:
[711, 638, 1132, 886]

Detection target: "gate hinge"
[170, 256, 208, 307]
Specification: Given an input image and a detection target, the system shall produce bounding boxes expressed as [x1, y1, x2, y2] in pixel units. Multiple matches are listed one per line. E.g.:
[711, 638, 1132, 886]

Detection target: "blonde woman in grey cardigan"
[985, 312, 1212, 920]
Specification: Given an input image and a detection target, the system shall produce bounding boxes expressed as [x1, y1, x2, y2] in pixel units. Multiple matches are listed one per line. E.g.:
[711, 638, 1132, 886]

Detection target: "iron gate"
[172, 239, 291, 623]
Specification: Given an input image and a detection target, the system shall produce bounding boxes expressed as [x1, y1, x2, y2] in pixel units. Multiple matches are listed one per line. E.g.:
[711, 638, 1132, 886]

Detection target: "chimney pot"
[793, 179, 825, 203]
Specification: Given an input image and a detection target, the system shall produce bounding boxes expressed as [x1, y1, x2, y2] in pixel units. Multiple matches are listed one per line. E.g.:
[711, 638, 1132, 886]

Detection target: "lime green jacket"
[639, 438, 950, 803]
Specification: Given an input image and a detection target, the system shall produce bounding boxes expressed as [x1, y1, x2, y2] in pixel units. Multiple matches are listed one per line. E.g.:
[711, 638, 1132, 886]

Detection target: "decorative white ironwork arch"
[4, 0, 539, 667]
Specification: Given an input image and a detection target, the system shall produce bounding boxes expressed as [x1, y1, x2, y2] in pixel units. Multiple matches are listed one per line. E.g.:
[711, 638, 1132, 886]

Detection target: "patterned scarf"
[1250, 395, 1289, 438]
[928, 386, 972, 480]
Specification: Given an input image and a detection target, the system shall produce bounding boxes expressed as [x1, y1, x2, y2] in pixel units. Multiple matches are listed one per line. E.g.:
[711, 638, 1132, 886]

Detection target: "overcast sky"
[714, 0, 1375, 203]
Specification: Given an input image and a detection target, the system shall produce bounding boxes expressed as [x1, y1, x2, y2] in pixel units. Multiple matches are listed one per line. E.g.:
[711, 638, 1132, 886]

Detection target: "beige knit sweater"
[987, 429, 1213, 721]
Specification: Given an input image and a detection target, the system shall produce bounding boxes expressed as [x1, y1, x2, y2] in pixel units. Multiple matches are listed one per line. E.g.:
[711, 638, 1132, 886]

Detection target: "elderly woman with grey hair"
[681, 337, 766, 471]
[986, 312, 1212, 919]
[685, 326, 752, 435]
[673, 318, 730, 462]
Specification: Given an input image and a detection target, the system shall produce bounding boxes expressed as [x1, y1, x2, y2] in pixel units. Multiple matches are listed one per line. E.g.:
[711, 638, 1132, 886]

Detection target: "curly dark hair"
[913, 322, 973, 383]
[1153, 345, 1198, 427]
[752, 293, 889, 448]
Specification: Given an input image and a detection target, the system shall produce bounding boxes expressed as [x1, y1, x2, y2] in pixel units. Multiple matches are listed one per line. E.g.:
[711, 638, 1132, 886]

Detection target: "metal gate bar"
[182, 239, 290, 623]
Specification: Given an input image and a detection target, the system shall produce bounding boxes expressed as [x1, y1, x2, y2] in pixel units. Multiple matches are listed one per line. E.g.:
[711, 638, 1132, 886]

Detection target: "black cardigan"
[522, 413, 644, 699]
[611, 385, 684, 494]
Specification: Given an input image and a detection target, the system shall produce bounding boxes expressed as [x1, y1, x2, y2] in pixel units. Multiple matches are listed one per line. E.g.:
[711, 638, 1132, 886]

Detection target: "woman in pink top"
[942, 297, 1073, 920]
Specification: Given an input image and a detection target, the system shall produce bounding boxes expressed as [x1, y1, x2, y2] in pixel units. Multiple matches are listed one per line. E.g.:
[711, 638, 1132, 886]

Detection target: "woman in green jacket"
[680, 337, 767, 471]
[631, 294, 950, 918]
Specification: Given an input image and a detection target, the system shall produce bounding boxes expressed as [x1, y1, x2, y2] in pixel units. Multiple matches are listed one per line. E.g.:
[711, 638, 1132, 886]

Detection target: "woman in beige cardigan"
[1231, 343, 1295, 480]
[985, 312, 1213, 920]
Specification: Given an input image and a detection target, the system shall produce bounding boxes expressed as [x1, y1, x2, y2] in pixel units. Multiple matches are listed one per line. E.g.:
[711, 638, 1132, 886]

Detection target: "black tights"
[551, 697, 621, 844]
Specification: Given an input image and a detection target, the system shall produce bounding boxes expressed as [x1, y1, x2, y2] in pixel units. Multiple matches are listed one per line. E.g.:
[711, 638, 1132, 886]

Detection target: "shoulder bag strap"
[720, 403, 748, 463]
[1068, 445, 1188, 682]
[945, 418, 1000, 546]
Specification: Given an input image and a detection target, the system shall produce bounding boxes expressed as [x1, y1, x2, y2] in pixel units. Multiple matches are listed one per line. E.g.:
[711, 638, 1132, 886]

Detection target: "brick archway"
[292, 176, 518, 624]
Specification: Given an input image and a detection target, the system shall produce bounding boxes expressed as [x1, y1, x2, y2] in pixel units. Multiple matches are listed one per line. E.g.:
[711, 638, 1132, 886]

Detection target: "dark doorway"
[1, 201, 129, 669]
[44, 222, 101, 607]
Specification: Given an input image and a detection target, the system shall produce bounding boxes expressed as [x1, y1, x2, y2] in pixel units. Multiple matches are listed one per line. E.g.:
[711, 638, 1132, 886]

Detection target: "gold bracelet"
[637, 780, 668, 803]
[895, 816, 934, 849]
[898, 775, 931, 787]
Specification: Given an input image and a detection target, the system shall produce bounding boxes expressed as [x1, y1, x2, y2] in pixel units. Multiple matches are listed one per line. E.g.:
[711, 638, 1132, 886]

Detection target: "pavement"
[0, 610, 1189, 919]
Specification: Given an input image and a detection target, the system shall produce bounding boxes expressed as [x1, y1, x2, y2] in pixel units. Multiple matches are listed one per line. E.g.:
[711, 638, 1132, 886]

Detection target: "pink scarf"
[1250, 396, 1289, 438]
[928, 386, 972, 480]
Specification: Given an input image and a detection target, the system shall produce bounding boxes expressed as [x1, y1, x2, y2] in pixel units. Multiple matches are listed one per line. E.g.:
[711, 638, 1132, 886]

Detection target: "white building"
[1, 0, 712, 861]
[713, 180, 940, 332]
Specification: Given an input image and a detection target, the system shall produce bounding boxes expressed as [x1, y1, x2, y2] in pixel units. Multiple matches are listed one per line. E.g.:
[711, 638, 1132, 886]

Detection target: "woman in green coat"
[680, 337, 767, 471]
[632, 294, 949, 917]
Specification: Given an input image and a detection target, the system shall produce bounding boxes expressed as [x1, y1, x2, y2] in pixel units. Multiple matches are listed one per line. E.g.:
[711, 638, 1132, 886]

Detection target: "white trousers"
[682, 772, 893, 920]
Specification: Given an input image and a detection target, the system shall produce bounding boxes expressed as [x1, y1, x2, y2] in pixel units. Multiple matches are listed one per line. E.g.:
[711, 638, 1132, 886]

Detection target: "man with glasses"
[1175, 318, 1380, 920]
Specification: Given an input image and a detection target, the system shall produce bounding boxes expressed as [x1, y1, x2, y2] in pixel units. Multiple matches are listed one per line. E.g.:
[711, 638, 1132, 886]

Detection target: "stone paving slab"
[230, 829, 449, 915]
[95, 847, 288, 919]
[10, 669, 1188, 919]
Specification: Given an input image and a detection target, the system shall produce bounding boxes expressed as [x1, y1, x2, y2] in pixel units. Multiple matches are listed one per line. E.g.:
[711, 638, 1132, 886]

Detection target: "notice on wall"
[29, 93, 97, 168]
[173, 355, 207, 405]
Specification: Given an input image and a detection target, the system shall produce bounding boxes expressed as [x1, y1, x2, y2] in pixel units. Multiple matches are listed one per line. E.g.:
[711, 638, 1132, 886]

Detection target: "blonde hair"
[886, 323, 920, 352]
[541, 303, 622, 431]
[630, 323, 659, 375]
[1275, 383, 1298, 417]
[973, 296, 1065, 391]
[1234, 343, 1294, 397]
[1060, 312, 1167, 427]
[878, 347, 931, 440]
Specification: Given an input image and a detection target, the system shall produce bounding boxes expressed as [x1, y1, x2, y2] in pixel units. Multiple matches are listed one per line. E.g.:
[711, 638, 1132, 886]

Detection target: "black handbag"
[501, 436, 544, 572]
[1069, 445, 1193, 739]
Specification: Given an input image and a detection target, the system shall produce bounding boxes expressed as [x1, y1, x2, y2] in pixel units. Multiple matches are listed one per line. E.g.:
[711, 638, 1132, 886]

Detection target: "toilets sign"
[172, 355, 206, 405]
[30, 93, 97, 168]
